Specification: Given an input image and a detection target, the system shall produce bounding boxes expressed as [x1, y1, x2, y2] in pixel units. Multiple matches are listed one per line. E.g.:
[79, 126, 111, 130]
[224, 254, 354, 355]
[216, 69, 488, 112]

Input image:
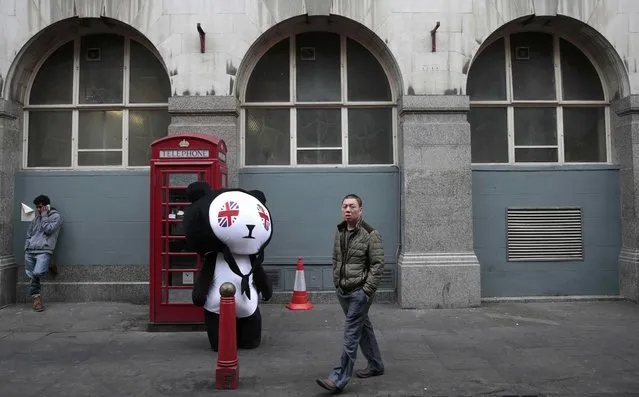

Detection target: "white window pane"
[129, 110, 170, 166]
[510, 32, 556, 100]
[245, 38, 290, 102]
[78, 151, 122, 166]
[297, 149, 341, 165]
[560, 39, 604, 101]
[245, 108, 290, 165]
[27, 111, 72, 167]
[79, 34, 124, 104]
[514, 107, 557, 146]
[78, 110, 123, 150]
[129, 41, 171, 103]
[347, 108, 393, 164]
[346, 38, 391, 101]
[467, 38, 506, 101]
[515, 148, 557, 162]
[469, 107, 508, 163]
[296, 108, 341, 148]
[29, 42, 74, 105]
[296, 32, 341, 102]
[563, 107, 606, 162]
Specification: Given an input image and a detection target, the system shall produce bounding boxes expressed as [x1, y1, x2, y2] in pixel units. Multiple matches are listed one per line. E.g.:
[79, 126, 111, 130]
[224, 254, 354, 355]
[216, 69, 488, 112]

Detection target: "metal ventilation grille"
[506, 207, 583, 262]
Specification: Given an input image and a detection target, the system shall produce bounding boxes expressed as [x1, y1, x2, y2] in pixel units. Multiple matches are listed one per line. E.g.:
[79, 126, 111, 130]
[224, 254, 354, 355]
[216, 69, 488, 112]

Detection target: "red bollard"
[215, 282, 239, 390]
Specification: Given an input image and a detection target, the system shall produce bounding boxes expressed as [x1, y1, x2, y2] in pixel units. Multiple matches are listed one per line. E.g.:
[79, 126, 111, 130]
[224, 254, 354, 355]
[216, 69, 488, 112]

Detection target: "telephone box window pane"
[467, 38, 506, 101]
[79, 110, 123, 150]
[27, 111, 72, 167]
[469, 107, 508, 163]
[510, 32, 556, 100]
[163, 190, 189, 203]
[162, 204, 189, 220]
[168, 173, 200, 187]
[560, 39, 604, 101]
[129, 110, 170, 166]
[296, 108, 341, 148]
[347, 108, 393, 165]
[245, 38, 290, 102]
[168, 237, 188, 251]
[297, 149, 342, 165]
[563, 107, 606, 162]
[78, 151, 122, 166]
[346, 38, 392, 101]
[296, 32, 341, 102]
[514, 107, 557, 146]
[79, 34, 124, 104]
[245, 108, 290, 165]
[515, 148, 558, 162]
[168, 290, 192, 303]
[129, 40, 171, 103]
[29, 41, 74, 105]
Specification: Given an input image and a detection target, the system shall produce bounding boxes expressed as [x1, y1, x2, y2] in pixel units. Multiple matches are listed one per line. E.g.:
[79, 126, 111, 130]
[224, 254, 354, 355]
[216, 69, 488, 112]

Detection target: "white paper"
[21, 203, 35, 222]
[182, 272, 194, 285]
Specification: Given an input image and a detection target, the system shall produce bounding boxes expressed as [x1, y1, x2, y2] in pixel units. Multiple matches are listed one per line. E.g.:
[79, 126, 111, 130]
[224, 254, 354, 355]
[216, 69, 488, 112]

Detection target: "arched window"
[25, 34, 171, 168]
[241, 32, 395, 166]
[468, 32, 609, 164]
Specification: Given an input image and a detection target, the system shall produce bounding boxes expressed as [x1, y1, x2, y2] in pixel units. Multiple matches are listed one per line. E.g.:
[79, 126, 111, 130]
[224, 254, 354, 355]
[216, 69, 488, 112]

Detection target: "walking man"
[316, 194, 385, 393]
[24, 194, 63, 311]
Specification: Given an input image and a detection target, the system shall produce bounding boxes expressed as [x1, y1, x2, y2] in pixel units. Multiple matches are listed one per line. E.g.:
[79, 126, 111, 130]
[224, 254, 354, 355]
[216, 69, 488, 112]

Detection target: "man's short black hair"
[342, 194, 362, 208]
[33, 195, 50, 206]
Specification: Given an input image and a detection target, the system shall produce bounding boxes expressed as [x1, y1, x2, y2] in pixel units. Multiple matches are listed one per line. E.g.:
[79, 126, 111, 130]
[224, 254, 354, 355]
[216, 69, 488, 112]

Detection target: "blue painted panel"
[238, 167, 401, 266]
[13, 171, 150, 266]
[472, 167, 621, 297]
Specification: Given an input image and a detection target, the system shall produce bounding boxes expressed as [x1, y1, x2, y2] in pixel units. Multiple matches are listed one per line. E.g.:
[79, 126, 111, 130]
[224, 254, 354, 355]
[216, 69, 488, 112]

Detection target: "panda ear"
[248, 189, 267, 205]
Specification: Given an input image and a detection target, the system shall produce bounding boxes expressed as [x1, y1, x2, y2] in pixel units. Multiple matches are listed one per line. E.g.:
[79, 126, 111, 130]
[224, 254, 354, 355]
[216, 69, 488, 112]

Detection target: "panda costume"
[184, 182, 273, 351]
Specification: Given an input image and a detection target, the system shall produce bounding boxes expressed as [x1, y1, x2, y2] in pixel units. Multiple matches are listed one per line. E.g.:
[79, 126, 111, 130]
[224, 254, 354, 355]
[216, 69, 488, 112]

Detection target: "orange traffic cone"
[286, 257, 314, 311]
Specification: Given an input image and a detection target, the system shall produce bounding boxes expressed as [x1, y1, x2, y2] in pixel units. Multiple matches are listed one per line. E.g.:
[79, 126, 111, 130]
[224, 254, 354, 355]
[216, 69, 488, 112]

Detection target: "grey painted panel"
[239, 167, 400, 266]
[473, 217, 621, 249]
[480, 269, 619, 297]
[13, 171, 150, 266]
[472, 168, 621, 297]
[12, 168, 399, 292]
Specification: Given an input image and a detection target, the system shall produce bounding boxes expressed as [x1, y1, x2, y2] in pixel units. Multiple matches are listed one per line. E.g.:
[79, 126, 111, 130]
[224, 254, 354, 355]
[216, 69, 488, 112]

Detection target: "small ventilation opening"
[507, 207, 583, 262]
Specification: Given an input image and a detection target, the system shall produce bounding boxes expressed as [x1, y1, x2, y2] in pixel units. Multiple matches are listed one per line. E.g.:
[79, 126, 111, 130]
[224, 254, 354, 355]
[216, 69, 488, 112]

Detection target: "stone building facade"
[0, 0, 638, 309]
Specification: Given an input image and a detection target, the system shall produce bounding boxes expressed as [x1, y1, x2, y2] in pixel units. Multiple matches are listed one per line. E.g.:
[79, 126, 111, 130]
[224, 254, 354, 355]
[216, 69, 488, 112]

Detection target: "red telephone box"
[149, 133, 228, 324]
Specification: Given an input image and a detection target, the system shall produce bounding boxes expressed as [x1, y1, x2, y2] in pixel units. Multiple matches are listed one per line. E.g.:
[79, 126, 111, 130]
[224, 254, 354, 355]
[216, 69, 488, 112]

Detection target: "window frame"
[23, 34, 170, 170]
[469, 33, 611, 166]
[240, 34, 398, 168]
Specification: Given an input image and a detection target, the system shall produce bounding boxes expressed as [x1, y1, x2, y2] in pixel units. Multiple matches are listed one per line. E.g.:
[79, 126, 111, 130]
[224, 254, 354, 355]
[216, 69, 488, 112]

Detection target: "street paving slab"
[1, 300, 639, 396]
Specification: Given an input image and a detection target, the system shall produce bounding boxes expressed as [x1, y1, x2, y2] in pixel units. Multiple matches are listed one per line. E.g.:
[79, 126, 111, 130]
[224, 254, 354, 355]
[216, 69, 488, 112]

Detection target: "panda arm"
[251, 253, 272, 301]
[192, 250, 218, 307]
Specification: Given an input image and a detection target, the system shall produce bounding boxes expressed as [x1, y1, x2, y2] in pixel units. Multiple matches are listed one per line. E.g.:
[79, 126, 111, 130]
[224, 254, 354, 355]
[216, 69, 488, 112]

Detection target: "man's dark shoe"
[32, 295, 45, 312]
[315, 378, 341, 393]
[355, 368, 384, 378]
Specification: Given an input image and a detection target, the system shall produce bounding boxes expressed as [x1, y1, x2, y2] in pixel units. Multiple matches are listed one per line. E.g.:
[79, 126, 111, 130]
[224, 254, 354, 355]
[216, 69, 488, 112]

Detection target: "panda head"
[208, 189, 273, 255]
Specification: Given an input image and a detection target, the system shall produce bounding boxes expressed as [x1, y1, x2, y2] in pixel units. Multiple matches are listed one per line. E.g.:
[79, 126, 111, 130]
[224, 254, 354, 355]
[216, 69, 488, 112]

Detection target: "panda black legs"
[204, 308, 263, 352]
[238, 307, 262, 349]
[204, 309, 221, 352]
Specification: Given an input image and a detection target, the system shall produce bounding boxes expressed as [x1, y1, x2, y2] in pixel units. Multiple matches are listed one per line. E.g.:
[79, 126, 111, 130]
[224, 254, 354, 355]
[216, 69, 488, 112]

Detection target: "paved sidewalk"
[1, 300, 639, 396]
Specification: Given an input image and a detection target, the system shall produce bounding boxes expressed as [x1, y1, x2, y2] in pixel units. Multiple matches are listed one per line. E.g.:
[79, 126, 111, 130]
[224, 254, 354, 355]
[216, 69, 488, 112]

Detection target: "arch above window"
[241, 31, 395, 167]
[25, 33, 171, 169]
[467, 32, 610, 164]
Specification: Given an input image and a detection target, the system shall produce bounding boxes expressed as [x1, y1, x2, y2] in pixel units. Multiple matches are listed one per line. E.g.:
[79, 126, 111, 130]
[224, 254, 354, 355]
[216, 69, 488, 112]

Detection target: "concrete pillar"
[397, 95, 480, 308]
[0, 99, 22, 308]
[168, 96, 240, 187]
[613, 95, 639, 303]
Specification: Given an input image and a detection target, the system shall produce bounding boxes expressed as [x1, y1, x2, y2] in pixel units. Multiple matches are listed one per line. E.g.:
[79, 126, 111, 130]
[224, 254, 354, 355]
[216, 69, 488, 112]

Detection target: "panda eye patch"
[257, 204, 270, 231]
[217, 201, 240, 228]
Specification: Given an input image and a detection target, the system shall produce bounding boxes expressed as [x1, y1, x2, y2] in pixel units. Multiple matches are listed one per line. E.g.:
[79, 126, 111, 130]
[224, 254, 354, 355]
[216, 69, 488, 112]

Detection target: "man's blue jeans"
[25, 252, 50, 296]
[328, 287, 384, 390]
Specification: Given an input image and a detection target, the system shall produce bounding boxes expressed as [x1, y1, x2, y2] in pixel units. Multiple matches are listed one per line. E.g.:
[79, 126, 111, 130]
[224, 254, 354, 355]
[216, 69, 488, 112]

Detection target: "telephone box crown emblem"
[179, 139, 190, 148]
